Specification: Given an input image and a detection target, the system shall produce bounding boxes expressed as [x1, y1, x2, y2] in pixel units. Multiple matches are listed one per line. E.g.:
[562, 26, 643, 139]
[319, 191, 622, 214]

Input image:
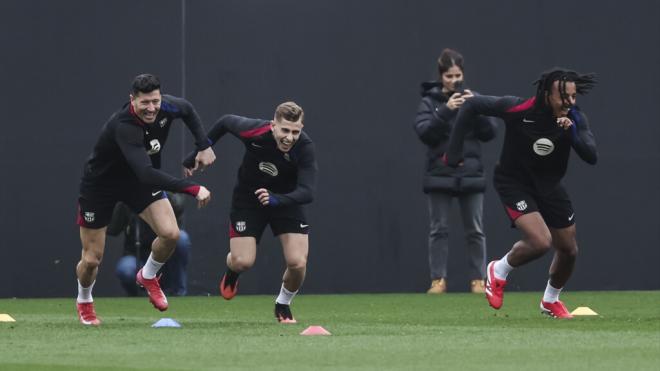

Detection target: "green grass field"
[1, 292, 658, 370]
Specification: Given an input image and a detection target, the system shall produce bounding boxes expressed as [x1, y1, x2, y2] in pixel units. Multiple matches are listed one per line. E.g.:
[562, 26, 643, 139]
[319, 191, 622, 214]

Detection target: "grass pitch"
[1, 291, 659, 370]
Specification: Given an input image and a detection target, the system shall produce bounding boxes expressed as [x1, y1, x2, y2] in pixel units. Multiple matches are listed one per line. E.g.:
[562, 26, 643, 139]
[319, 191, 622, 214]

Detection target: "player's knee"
[560, 243, 578, 258]
[82, 254, 102, 270]
[529, 234, 552, 254]
[286, 255, 307, 271]
[159, 227, 180, 242]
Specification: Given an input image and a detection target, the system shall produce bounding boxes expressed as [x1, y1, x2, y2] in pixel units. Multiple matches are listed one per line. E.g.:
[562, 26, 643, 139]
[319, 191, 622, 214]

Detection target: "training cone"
[0, 314, 16, 322]
[300, 325, 331, 336]
[152, 318, 182, 328]
[571, 306, 598, 316]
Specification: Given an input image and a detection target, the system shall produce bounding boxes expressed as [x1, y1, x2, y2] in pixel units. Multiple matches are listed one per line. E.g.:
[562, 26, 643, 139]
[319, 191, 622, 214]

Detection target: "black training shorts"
[77, 181, 167, 229]
[494, 173, 575, 229]
[229, 206, 309, 243]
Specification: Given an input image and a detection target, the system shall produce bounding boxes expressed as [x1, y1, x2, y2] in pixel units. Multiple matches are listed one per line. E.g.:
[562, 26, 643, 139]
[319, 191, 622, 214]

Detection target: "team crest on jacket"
[258, 162, 278, 176]
[147, 139, 161, 155]
[235, 221, 246, 232]
[533, 138, 554, 156]
[516, 200, 528, 211]
[84, 212, 95, 223]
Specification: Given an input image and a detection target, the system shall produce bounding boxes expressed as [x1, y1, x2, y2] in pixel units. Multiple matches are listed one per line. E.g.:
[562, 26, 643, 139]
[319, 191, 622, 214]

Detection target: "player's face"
[271, 118, 303, 153]
[441, 65, 463, 93]
[547, 81, 577, 118]
[130, 90, 162, 124]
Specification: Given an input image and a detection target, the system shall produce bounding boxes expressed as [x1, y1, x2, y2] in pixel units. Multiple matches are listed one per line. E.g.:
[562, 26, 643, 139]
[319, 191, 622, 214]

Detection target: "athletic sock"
[275, 284, 298, 305]
[77, 280, 95, 303]
[543, 281, 562, 303]
[493, 253, 514, 280]
[224, 268, 240, 287]
[142, 253, 165, 279]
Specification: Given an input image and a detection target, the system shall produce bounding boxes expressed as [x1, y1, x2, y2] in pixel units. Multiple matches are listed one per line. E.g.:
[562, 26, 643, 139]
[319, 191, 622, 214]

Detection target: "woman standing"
[413, 49, 496, 294]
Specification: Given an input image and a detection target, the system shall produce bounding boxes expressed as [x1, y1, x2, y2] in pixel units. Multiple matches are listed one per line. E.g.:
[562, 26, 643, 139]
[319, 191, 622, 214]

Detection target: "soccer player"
[446, 68, 597, 318]
[75, 74, 215, 325]
[183, 102, 317, 323]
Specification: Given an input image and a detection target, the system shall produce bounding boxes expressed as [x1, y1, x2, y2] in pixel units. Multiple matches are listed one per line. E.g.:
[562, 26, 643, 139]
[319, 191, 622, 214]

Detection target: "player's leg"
[548, 225, 577, 291]
[458, 192, 486, 293]
[270, 210, 309, 323]
[75, 196, 114, 326]
[75, 226, 106, 325]
[538, 188, 577, 318]
[538, 225, 577, 318]
[220, 208, 265, 299]
[426, 192, 452, 294]
[133, 196, 179, 311]
[139, 198, 180, 263]
[280, 233, 309, 293]
[220, 236, 258, 299]
[272, 233, 308, 323]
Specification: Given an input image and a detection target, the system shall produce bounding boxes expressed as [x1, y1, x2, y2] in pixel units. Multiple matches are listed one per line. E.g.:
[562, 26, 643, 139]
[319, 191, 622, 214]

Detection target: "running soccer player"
[446, 68, 597, 318]
[75, 74, 215, 325]
[183, 102, 317, 323]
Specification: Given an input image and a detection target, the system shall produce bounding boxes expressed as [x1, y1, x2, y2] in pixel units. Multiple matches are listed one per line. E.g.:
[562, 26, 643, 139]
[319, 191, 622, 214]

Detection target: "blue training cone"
[152, 318, 182, 328]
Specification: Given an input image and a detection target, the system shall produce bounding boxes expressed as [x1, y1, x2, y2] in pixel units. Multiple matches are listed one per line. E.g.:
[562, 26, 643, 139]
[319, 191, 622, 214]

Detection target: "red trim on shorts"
[239, 123, 271, 138]
[506, 97, 536, 113]
[76, 204, 85, 226]
[505, 206, 524, 221]
[229, 223, 240, 238]
[183, 185, 200, 196]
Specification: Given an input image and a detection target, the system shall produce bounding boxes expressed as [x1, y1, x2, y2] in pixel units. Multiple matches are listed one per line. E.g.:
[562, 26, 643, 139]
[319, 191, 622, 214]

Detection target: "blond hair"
[275, 101, 304, 123]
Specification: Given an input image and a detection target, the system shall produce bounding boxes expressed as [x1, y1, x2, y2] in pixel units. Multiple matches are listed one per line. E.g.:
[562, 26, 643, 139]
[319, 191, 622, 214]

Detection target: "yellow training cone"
[571, 307, 598, 316]
[0, 314, 16, 322]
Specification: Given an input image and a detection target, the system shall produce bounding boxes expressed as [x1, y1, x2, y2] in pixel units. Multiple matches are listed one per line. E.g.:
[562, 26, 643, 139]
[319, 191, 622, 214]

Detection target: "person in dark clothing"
[75, 74, 215, 326]
[108, 193, 191, 296]
[413, 49, 496, 294]
[446, 67, 597, 318]
[183, 101, 317, 324]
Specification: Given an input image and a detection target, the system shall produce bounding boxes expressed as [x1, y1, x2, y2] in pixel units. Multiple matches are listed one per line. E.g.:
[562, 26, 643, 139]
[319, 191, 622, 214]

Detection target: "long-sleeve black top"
[80, 95, 210, 196]
[183, 114, 317, 209]
[447, 96, 597, 193]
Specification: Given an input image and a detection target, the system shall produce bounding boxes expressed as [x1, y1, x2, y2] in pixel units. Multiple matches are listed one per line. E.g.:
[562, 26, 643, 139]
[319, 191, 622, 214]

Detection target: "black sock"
[224, 268, 240, 287]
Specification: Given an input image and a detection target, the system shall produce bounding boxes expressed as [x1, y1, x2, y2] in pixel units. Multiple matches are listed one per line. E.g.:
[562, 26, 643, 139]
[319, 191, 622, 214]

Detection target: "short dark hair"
[131, 74, 161, 95]
[533, 68, 597, 109]
[275, 101, 304, 123]
[437, 48, 464, 76]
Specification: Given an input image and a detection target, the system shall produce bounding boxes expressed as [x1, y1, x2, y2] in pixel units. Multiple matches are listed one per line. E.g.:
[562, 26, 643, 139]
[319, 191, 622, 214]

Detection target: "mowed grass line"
[1, 292, 658, 370]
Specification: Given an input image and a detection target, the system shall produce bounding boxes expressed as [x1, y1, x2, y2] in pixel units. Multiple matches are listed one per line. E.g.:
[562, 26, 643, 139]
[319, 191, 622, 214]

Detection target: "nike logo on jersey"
[522, 118, 535, 123]
[152, 191, 162, 196]
[300, 224, 309, 228]
[251, 142, 263, 148]
[568, 213, 575, 221]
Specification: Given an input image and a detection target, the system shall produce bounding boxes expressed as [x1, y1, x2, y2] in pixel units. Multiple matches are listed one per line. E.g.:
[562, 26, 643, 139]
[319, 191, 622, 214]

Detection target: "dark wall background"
[1, 0, 658, 298]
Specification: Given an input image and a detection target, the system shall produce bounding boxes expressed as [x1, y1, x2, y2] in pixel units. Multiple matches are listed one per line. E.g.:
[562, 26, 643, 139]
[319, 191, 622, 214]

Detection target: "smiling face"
[130, 89, 161, 124]
[547, 80, 577, 117]
[271, 117, 303, 152]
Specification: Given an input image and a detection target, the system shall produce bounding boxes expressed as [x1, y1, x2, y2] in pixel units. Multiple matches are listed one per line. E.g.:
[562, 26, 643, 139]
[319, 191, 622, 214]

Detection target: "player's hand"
[194, 147, 216, 172]
[462, 89, 474, 99]
[183, 167, 194, 178]
[446, 92, 466, 110]
[196, 186, 211, 208]
[557, 117, 574, 130]
[255, 188, 271, 206]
